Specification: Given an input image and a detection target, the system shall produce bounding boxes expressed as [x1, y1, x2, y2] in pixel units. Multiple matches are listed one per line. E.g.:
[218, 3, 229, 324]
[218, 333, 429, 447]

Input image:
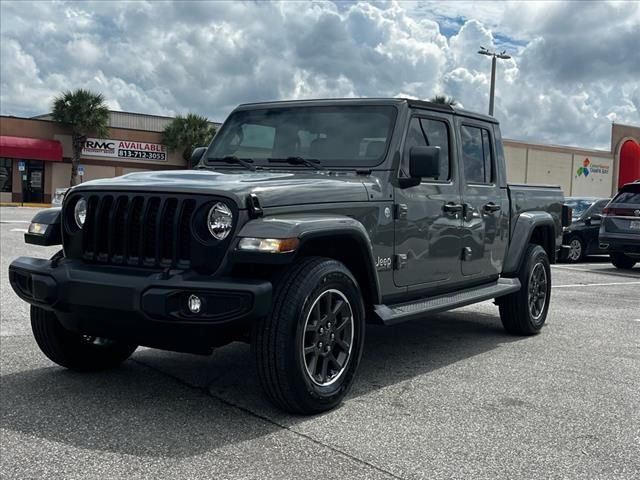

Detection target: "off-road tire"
[31, 306, 137, 371]
[610, 252, 636, 270]
[499, 244, 551, 335]
[253, 257, 365, 414]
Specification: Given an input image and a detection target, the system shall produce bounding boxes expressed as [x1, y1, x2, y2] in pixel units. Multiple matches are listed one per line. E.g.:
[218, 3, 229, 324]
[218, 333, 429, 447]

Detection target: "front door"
[457, 122, 509, 280]
[394, 113, 463, 290]
[23, 160, 44, 203]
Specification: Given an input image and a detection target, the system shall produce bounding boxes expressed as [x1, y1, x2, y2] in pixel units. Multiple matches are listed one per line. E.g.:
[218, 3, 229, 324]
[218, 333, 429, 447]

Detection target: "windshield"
[565, 199, 595, 220]
[206, 105, 397, 167]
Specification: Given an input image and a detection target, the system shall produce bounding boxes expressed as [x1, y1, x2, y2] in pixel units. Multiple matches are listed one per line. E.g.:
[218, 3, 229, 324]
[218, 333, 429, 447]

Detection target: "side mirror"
[410, 146, 440, 179]
[586, 214, 602, 226]
[190, 146, 207, 168]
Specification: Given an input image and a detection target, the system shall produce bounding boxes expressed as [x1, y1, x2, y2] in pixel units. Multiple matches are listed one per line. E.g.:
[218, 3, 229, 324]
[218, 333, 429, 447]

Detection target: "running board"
[374, 278, 521, 325]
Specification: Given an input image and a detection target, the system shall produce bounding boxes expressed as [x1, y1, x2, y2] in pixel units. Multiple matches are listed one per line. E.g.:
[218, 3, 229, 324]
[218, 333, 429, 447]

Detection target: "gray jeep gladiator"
[9, 98, 569, 414]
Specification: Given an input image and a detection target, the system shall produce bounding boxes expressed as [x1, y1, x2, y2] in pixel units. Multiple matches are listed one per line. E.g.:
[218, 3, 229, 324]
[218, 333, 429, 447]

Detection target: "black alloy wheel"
[253, 256, 365, 414]
[302, 289, 354, 386]
[527, 262, 548, 322]
[499, 243, 551, 335]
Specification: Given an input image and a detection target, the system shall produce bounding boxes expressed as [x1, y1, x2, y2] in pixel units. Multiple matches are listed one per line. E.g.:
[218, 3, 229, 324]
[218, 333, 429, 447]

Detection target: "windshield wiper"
[268, 156, 326, 171]
[208, 155, 256, 171]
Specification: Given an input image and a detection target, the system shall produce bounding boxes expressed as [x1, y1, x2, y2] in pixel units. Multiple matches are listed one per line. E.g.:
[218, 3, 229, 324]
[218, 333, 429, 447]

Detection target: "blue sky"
[0, 0, 638, 149]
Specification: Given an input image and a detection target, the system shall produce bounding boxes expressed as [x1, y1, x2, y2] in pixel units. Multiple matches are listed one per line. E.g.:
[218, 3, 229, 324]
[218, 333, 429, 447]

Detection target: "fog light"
[187, 294, 202, 314]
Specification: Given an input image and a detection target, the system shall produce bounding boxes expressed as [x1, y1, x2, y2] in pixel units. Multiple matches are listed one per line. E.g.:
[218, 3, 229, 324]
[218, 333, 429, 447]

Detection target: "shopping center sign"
[82, 138, 167, 161]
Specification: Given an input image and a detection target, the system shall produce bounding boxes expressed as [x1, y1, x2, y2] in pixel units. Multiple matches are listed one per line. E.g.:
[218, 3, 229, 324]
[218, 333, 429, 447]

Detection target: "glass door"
[23, 160, 44, 203]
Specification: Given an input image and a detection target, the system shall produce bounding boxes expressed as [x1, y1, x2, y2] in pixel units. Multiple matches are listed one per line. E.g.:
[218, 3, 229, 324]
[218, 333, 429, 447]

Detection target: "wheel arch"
[503, 212, 557, 275]
[235, 215, 381, 306]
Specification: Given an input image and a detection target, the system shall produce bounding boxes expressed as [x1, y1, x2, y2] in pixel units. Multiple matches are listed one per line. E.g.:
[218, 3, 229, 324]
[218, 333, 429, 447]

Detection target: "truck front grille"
[81, 194, 196, 268]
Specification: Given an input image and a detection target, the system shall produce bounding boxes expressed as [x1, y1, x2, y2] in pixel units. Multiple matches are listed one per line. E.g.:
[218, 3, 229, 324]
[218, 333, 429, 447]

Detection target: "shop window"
[0, 158, 12, 192]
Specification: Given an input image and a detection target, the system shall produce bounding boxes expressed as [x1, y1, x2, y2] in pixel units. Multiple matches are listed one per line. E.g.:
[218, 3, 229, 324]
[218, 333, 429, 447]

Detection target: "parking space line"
[553, 281, 640, 288]
[9, 228, 28, 233]
[552, 264, 639, 279]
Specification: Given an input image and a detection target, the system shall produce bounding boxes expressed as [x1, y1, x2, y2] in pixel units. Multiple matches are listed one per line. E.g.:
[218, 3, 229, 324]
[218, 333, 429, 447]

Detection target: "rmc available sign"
[82, 138, 167, 161]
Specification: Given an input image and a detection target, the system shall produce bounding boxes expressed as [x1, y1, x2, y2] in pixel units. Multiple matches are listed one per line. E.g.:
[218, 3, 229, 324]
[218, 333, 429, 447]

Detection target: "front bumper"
[9, 257, 272, 353]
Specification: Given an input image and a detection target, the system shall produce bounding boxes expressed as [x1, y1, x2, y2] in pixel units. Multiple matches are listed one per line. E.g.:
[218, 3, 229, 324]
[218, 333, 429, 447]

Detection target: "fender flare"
[25, 207, 62, 246]
[236, 214, 381, 303]
[503, 212, 556, 275]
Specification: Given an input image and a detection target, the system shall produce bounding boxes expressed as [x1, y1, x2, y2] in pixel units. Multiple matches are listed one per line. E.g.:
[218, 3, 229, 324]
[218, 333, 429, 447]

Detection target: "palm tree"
[51, 89, 110, 186]
[429, 95, 457, 106]
[162, 113, 217, 163]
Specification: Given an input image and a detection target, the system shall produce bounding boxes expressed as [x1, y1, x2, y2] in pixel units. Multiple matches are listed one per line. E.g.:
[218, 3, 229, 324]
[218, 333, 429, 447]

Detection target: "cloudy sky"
[1, 0, 638, 149]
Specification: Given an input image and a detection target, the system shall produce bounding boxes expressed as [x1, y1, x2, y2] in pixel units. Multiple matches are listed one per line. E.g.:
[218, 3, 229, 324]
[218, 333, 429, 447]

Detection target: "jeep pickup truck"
[9, 98, 569, 414]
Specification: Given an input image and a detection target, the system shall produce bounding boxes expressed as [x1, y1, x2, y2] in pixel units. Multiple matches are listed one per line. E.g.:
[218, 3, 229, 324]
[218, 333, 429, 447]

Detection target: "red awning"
[0, 135, 63, 162]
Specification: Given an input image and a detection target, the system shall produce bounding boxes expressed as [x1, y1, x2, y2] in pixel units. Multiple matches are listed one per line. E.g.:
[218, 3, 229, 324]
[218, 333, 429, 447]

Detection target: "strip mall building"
[0, 111, 638, 204]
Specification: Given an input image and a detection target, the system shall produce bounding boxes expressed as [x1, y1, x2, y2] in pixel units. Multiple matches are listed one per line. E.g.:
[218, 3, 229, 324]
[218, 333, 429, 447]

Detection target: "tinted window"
[461, 125, 493, 184]
[565, 199, 596, 219]
[613, 189, 640, 204]
[403, 117, 450, 180]
[589, 199, 609, 215]
[207, 106, 397, 166]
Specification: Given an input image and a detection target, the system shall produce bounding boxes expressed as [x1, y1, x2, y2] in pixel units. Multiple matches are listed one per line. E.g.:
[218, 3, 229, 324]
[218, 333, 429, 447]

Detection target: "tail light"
[602, 207, 636, 216]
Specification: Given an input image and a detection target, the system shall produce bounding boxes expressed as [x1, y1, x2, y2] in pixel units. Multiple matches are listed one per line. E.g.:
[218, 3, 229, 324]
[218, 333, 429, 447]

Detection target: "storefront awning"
[0, 135, 63, 162]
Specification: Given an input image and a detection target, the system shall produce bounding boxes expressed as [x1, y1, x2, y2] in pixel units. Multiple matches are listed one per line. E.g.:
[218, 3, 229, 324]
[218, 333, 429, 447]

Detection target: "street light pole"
[478, 47, 511, 116]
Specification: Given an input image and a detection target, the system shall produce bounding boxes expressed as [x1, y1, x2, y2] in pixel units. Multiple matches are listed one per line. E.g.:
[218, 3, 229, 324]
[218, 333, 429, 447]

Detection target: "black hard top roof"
[235, 97, 499, 124]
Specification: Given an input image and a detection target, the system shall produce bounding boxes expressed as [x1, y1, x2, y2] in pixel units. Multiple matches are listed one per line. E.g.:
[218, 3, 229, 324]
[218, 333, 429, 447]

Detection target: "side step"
[374, 278, 521, 325]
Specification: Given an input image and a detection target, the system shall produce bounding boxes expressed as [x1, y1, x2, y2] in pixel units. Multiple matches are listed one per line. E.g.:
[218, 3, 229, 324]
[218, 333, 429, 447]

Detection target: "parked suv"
[600, 182, 640, 269]
[561, 197, 610, 262]
[9, 98, 568, 414]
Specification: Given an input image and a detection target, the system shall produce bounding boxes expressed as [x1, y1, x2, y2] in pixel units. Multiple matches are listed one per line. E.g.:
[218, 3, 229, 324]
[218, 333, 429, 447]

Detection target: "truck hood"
[73, 169, 375, 208]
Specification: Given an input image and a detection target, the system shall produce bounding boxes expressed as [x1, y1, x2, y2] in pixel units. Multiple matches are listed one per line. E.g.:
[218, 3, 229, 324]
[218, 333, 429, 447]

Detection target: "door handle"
[443, 203, 463, 215]
[483, 202, 501, 213]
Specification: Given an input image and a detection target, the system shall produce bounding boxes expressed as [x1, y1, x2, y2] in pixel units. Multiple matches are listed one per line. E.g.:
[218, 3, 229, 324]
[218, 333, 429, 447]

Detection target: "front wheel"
[565, 235, 584, 263]
[253, 257, 365, 414]
[610, 252, 636, 270]
[31, 306, 137, 371]
[499, 244, 551, 335]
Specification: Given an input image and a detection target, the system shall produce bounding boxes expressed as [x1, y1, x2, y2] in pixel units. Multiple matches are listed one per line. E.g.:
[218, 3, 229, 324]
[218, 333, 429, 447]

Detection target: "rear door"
[457, 120, 509, 280]
[393, 112, 463, 290]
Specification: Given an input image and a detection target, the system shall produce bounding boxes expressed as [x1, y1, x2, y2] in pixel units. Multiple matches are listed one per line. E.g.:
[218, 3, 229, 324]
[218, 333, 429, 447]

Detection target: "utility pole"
[478, 46, 511, 116]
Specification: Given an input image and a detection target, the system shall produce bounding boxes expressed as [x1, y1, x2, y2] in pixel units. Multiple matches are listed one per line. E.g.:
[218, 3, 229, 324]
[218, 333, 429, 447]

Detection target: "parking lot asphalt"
[1, 207, 639, 480]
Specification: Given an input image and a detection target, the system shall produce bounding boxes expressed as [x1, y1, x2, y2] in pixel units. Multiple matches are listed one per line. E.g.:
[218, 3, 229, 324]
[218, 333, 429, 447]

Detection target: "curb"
[0, 203, 52, 208]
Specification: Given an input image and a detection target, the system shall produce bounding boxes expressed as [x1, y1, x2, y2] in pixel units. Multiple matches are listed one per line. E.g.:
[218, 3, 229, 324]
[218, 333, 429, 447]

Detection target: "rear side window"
[403, 117, 451, 180]
[590, 199, 610, 215]
[461, 125, 493, 184]
[613, 191, 640, 204]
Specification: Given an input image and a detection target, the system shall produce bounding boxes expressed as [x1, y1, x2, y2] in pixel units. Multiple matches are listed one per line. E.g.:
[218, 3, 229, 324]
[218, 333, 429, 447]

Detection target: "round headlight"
[74, 198, 87, 229]
[207, 202, 233, 240]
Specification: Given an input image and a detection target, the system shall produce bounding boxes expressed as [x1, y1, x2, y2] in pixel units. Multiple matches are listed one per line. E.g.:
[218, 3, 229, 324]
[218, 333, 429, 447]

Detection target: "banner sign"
[82, 138, 167, 161]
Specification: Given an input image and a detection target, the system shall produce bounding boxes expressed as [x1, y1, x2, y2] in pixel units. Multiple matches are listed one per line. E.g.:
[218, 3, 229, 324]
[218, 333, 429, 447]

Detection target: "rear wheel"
[31, 306, 137, 371]
[499, 244, 551, 335]
[610, 252, 636, 269]
[253, 257, 365, 414]
[565, 235, 584, 263]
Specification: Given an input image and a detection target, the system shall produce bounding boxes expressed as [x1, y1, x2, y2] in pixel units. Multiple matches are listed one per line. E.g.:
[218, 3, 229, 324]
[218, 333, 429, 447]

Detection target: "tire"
[253, 257, 366, 414]
[499, 244, 551, 336]
[564, 235, 584, 263]
[31, 306, 137, 371]
[610, 252, 636, 270]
